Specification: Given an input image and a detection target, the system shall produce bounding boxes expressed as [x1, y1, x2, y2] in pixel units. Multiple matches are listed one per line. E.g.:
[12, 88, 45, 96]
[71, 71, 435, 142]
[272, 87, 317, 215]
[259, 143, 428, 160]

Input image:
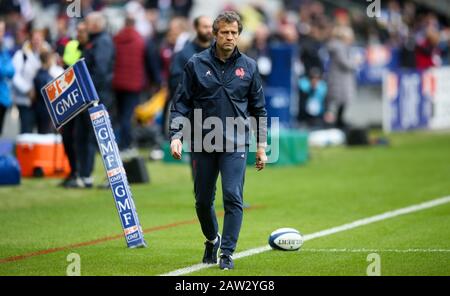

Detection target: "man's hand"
[255, 147, 267, 171]
[170, 139, 183, 160]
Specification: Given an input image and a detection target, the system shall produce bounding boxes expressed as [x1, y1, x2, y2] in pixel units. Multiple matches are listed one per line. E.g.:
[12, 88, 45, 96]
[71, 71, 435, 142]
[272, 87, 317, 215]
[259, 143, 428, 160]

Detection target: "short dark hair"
[193, 16, 203, 29]
[212, 11, 243, 34]
[39, 50, 52, 65]
[125, 15, 135, 27]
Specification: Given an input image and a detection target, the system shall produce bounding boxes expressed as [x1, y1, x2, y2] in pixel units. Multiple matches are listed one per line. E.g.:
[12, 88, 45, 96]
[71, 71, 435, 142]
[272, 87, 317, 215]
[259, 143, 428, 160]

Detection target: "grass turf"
[0, 130, 449, 275]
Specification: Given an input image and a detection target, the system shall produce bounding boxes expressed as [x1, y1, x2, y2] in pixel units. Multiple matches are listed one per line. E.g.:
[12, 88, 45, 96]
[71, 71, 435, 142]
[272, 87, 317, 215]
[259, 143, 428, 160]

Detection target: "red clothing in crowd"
[415, 39, 440, 70]
[113, 26, 146, 92]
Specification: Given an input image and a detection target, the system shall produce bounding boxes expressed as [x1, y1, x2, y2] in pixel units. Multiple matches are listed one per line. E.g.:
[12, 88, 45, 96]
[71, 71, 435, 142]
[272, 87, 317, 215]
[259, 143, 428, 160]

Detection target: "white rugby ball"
[268, 228, 303, 251]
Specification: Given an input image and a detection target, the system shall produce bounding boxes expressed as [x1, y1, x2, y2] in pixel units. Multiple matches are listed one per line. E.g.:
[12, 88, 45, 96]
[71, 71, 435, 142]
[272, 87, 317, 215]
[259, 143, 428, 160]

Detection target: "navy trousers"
[115, 91, 140, 150]
[61, 119, 78, 178]
[75, 111, 96, 178]
[191, 150, 247, 256]
[17, 105, 35, 134]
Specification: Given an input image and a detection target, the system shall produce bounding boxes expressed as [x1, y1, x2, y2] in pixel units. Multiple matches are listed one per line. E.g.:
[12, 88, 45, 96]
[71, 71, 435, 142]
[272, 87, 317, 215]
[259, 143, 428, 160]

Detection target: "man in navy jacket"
[169, 11, 267, 270]
[77, 12, 115, 188]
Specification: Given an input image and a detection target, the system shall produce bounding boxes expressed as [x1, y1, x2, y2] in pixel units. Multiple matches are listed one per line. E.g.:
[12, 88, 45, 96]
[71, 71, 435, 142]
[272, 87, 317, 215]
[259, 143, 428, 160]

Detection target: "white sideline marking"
[160, 195, 450, 276]
[300, 248, 450, 253]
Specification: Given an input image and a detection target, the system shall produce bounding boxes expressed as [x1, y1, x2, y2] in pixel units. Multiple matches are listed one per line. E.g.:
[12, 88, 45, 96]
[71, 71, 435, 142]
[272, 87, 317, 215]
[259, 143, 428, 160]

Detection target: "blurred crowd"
[0, 0, 449, 186]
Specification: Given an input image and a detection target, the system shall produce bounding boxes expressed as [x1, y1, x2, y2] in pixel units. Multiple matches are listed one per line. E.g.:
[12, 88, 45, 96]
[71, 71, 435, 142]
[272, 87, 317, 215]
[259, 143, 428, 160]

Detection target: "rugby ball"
[268, 228, 303, 251]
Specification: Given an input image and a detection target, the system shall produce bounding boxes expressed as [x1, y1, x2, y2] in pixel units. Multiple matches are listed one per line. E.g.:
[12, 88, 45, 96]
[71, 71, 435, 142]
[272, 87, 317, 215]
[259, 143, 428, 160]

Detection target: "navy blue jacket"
[84, 31, 115, 108]
[169, 43, 267, 148]
[33, 68, 52, 111]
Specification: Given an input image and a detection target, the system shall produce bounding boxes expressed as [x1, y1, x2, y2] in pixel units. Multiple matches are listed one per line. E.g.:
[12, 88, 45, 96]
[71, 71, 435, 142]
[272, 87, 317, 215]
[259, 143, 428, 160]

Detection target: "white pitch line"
[160, 195, 450, 276]
[300, 248, 450, 253]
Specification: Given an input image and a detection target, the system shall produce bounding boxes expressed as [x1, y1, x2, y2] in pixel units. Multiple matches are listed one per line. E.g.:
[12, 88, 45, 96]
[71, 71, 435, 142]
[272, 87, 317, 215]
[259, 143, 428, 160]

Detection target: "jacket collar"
[89, 31, 104, 41]
[209, 41, 241, 64]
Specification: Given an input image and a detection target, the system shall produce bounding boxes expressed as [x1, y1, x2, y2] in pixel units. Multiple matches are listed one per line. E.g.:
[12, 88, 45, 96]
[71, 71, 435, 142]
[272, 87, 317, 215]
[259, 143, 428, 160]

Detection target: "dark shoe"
[59, 176, 74, 187]
[219, 254, 234, 270]
[202, 234, 221, 264]
[63, 177, 83, 188]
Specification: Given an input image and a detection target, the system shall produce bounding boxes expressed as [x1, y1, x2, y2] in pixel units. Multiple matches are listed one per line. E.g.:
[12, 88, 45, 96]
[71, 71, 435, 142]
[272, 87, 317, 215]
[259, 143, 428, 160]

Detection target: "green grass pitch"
[0, 131, 449, 275]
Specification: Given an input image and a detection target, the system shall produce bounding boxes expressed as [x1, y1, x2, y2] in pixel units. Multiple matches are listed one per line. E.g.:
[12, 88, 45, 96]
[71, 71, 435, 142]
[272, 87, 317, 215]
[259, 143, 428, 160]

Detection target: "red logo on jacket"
[235, 67, 245, 79]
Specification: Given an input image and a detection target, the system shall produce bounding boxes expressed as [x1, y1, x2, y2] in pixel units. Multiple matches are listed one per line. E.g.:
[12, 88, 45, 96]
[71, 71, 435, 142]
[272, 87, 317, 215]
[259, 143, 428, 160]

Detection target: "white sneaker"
[81, 177, 94, 188]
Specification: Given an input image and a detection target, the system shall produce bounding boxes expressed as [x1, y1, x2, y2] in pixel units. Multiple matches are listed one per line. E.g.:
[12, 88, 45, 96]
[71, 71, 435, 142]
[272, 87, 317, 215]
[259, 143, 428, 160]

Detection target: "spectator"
[54, 17, 71, 59]
[32, 50, 55, 134]
[0, 19, 15, 135]
[76, 11, 114, 188]
[11, 29, 48, 133]
[246, 24, 272, 84]
[441, 27, 450, 66]
[277, 22, 299, 45]
[63, 22, 88, 67]
[298, 67, 327, 128]
[171, 0, 193, 18]
[415, 26, 441, 70]
[300, 24, 325, 76]
[144, 36, 162, 92]
[112, 16, 146, 153]
[163, 16, 213, 137]
[171, 17, 190, 54]
[168, 16, 213, 96]
[145, 17, 188, 89]
[398, 24, 417, 69]
[326, 26, 359, 130]
[84, 12, 114, 110]
[125, 0, 153, 38]
[0, 0, 21, 15]
[60, 21, 89, 189]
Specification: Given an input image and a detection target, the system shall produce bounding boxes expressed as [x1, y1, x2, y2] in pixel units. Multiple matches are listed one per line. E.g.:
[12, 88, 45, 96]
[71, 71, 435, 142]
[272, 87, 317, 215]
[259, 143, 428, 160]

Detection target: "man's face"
[57, 18, 67, 35]
[31, 31, 44, 51]
[85, 16, 97, 34]
[77, 23, 88, 45]
[196, 17, 213, 43]
[166, 20, 183, 46]
[214, 21, 239, 53]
